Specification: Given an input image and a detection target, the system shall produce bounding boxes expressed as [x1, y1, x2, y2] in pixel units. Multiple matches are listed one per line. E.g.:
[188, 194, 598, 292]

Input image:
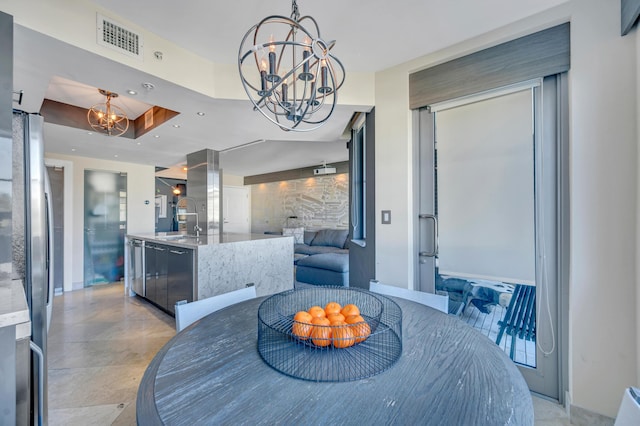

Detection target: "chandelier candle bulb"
[281, 80, 289, 107]
[319, 60, 330, 93]
[259, 59, 268, 95]
[268, 36, 277, 79]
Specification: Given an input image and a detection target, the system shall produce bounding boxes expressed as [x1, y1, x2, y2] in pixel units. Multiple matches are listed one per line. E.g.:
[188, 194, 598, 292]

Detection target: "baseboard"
[570, 404, 615, 426]
[72, 281, 84, 291]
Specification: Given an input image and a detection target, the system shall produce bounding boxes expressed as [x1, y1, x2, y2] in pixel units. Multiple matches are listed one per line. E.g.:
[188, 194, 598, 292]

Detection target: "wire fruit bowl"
[258, 287, 402, 382]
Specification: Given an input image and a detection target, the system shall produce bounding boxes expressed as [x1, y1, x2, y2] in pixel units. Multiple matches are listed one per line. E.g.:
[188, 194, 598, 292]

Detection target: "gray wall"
[349, 109, 376, 289]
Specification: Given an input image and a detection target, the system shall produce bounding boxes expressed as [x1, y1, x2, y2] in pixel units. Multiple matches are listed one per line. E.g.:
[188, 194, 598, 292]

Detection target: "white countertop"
[0, 279, 31, 338]
[127, 232, 290, 248]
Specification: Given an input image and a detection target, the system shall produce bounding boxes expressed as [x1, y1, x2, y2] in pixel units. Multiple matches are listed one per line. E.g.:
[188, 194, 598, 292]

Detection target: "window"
[351, 119, 366, 246]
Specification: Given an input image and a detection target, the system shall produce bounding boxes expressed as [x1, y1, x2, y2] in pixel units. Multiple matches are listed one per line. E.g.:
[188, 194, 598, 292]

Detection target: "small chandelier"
[238, 0, 345, 132]
[87, 89, 129, 136]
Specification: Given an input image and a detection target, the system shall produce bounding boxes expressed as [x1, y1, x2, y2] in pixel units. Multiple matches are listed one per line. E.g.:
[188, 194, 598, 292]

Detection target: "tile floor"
[48, 283, 571, 425]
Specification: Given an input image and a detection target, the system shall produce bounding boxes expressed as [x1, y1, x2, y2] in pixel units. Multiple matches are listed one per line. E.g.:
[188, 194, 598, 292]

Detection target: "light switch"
[382, 210, 391, 224]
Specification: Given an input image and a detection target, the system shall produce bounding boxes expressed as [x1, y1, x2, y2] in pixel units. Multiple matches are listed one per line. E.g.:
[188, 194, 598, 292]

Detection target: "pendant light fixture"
[87, 89, 129, 136]
[238, 0, 345, 132]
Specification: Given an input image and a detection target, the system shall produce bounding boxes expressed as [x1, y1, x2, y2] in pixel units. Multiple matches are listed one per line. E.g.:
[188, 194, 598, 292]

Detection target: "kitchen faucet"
[176, 197, 202, 237]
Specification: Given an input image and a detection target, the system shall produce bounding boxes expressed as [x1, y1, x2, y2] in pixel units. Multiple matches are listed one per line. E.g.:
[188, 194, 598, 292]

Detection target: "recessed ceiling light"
[172, 124, 181, 128]
[71, 148, 76, 152]
[197, 112, 205, 116]
[154, 135, 160, 138]
[114, 154, 118, 158]
[137, 142, 141, 145]
[87, 132, 93, 135]
[127, 90, 138, 95]
[182, 166, 188, 171]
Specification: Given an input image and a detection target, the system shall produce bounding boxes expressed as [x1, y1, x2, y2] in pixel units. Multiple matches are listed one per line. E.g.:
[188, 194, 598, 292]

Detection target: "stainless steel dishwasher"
[128, 239, 145, 296]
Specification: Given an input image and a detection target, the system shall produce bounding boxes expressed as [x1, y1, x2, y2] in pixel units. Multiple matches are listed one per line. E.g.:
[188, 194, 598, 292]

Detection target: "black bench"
[496, 284, 536, 360]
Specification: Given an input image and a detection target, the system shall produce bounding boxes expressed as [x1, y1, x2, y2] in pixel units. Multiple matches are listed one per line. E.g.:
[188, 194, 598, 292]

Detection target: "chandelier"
[238, 0, 345, 132]
[87, 89, 129, 136]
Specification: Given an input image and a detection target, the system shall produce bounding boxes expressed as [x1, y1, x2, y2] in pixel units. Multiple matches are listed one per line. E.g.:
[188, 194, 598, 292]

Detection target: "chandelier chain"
[290, 0, 300, 22]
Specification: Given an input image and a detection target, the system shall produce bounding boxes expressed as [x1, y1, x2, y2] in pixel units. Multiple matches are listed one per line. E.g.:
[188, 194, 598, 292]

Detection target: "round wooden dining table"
[137, 293, 533, 425]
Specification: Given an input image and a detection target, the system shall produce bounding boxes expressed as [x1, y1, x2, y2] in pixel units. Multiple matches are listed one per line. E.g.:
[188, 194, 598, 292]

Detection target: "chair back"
[369, 281, 448, 313]
[175, 286, 257, 332]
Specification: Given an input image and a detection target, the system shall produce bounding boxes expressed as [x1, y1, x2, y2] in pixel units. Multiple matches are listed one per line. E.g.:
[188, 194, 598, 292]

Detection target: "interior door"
[416, 79, 562, 400]
[223, 186, 250, 233]
[83, 170, 127, 286]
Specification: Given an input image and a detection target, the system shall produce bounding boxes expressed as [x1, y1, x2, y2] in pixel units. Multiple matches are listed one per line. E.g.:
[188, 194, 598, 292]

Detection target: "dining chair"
[369, 281, 448, 314]
[175, 286, 257, 332]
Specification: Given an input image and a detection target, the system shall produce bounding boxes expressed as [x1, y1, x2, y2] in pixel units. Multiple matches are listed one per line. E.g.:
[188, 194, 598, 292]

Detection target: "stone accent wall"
[251, 173, 349, 234]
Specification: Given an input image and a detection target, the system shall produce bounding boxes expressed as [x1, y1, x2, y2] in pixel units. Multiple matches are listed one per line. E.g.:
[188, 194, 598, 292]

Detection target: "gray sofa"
[294, 229, 349, 287]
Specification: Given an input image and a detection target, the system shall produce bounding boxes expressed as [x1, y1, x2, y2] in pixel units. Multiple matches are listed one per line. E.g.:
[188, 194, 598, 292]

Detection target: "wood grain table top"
[137, 293, 533, 425]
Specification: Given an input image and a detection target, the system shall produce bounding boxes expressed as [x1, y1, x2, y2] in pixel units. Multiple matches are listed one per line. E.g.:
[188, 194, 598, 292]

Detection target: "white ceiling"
[12, 0, 569, 178]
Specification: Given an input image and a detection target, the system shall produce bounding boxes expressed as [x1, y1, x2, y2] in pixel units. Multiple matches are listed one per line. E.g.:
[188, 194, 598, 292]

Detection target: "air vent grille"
[97, 14, 143, 59]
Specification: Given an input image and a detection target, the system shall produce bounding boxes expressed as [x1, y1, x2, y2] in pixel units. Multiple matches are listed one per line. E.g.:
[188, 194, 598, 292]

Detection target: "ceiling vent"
[97, 13, 143, 60]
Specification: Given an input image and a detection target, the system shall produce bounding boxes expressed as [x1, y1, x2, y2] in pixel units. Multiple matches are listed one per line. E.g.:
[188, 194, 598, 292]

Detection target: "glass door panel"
[417, 80, 560, 399]
[83, 170, 127, 286]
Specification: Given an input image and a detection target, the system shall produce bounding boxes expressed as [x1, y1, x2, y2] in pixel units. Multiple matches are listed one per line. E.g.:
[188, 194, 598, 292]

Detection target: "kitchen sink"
[156, 234, 199, 241]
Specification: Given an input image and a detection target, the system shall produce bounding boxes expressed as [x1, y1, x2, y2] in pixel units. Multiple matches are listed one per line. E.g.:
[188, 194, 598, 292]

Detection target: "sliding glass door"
[415, 77, 566, 399]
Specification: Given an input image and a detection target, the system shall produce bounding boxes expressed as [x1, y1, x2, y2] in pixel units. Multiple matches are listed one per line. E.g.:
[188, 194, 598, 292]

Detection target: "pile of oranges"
[291, 302, 371, 348]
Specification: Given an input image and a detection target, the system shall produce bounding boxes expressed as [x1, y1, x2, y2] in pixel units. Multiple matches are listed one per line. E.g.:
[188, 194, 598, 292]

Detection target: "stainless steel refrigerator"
[12, 110, 55, 426]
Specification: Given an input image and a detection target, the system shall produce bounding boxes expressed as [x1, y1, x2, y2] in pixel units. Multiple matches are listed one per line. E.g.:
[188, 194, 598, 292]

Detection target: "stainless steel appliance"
[128, 238, 145, 296]
[12, 110, 55, 425]
[2, 11, 53, 425]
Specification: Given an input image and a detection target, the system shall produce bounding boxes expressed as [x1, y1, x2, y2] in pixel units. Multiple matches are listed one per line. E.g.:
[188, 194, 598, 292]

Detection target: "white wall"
[374, 0, 637, 418]
[45, 152, 155, 289]
[569, 1, 637, 416]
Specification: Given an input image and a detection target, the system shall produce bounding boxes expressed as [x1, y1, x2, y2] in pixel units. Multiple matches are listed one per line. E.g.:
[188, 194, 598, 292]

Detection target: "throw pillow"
[310, 229, 349, 248]
[282, 227, 304, 244]
[304, 230, 317, 245]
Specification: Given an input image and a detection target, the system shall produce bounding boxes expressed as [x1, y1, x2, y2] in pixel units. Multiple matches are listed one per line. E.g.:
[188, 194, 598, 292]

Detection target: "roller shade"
[435, 88, 535, 285]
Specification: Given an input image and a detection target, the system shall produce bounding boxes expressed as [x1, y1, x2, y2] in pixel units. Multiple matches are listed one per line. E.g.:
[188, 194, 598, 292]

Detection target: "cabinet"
[144, 242, 194, 314]
[167, 248, 194, 314]
[144, 243, 168, 309]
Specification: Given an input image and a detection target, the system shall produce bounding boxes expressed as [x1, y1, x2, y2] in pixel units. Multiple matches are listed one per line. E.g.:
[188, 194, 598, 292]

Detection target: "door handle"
[418, 213, 438, 257]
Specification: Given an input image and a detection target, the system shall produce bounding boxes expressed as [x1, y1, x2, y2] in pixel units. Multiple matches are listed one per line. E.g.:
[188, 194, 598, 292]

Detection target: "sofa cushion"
[303, 230, 317, 245]
[295, 244, 348, 256]
[296, 253, 349, 273]
[310, 229, 349, 249]
[296, 266, 349, 287]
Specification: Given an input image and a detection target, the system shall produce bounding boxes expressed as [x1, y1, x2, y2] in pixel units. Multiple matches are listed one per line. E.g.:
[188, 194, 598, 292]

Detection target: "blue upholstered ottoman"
[295, 253, 349, 287]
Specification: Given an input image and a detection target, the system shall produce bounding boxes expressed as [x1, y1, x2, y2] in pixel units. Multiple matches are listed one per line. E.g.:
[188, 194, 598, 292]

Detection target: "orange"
[311, 317, 331, 326]
[345, 314, 371, 343]
[326, 313, 346, 324]
[292, 311, 314, 340]
[341, 304, 360, 317]
[324, 302, 342, 316]
[332, 322, 356, 348]
[310, 317, 332, 347]
[308, 306, 327, 319]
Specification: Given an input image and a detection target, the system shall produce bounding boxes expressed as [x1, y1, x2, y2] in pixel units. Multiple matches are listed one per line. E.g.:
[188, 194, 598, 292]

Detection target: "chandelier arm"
[297, 15, 322, 38]
[327, 54, 347, 91]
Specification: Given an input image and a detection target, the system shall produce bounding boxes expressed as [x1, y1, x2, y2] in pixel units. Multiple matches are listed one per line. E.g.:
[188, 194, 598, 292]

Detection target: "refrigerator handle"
[44, 174, 55, 331]
[30, 341, 44, 426]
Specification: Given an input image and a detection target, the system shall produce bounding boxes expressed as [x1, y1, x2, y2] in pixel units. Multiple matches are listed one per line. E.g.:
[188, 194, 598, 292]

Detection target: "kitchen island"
[125, 232, 293, 314]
